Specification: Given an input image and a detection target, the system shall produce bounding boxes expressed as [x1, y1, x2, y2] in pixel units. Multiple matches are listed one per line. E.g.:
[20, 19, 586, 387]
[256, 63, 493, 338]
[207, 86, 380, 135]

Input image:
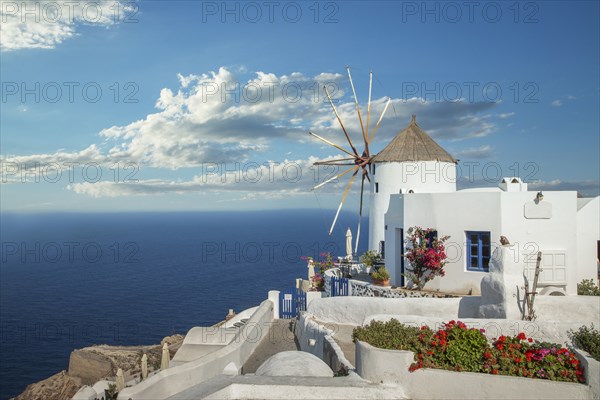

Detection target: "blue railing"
[330, 276, 349, 297]
[279, 289, 307, 319]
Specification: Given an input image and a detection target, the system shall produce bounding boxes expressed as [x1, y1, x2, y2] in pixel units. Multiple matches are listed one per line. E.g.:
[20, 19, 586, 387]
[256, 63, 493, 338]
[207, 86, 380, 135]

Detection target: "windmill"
[310, 67, 391, 255]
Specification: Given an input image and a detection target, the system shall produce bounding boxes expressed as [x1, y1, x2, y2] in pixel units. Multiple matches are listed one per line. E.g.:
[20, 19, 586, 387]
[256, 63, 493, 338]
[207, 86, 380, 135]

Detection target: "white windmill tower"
[368, 115, 458, 253]
[309, 68, 458, 258]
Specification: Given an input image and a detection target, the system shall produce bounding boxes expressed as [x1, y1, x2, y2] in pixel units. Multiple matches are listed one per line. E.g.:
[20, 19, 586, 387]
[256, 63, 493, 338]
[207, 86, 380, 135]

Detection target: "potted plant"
[360, 250, 383, 271]
[372, 266, 390, 286]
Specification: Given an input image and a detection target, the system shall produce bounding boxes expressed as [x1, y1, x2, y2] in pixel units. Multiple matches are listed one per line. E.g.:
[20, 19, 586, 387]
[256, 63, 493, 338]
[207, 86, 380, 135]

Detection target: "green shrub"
[372, 267, 390, 281]
[444, 325, 489, 372]
[569, 324, 600, 361]
[352, 319, 427, 352]
[360, 250, 382, 267]
[577, 279, 600, 296]
[352, 319, 585, 383]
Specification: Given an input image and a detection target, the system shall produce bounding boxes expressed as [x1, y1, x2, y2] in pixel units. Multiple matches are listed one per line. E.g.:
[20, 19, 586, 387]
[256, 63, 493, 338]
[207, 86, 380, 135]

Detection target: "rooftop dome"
[372, 115, 457, 164]
[255, 351, 333, 377]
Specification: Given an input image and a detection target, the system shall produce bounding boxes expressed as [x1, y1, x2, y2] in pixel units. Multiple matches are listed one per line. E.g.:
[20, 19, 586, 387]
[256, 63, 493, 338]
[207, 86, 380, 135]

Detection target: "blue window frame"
[466, 231, 490, 272]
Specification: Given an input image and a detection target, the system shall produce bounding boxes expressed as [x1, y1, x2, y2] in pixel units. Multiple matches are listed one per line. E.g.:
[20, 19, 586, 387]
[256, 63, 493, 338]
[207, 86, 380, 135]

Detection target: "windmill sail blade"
[347, 66, 366, 143]
[309, 131, 355, 158]
[368, 97, 391, 144]
[329, 167, 359, 235]
[314, 157, 356, 165]
[354, 173, 366, 255]
[364, 169, 371, 183]
[324, 86, 359, 156]
[312, 165, 356, 191]
[365, 70, 373, 147]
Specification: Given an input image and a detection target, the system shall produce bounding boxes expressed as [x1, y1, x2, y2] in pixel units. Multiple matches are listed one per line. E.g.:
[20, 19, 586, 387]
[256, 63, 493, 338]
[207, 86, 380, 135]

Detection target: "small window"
[379, 241, 385, 259]
[373, 164, 376, 175]
[375, 182, 379, 193]
[426, 230, 438, 248]
[466, 231, 491, 272]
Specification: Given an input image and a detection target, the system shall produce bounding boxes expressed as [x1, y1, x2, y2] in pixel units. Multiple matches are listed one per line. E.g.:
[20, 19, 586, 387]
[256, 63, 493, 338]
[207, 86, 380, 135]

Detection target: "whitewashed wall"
[117, 300, 274, 400]
[384, 190, 591, 295]
[369, 161, 456, 251]
[576, 197, 600, 283]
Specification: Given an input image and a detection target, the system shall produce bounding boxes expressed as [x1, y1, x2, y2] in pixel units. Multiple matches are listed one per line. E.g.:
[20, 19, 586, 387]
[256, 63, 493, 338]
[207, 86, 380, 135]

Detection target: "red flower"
[528, 338, 533, 343]
[421, 326, 427, 330]
[517, 332, 527, 341]
[497, 344, 504, 350]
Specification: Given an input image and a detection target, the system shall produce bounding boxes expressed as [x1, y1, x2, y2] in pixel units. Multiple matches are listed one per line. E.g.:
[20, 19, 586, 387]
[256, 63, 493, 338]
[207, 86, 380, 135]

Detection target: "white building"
[370, 116, 599, 295]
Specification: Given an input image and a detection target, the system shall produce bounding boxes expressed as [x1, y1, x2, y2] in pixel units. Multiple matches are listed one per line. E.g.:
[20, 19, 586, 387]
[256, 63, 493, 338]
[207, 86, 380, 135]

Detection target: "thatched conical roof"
[372, 115, 457, 164]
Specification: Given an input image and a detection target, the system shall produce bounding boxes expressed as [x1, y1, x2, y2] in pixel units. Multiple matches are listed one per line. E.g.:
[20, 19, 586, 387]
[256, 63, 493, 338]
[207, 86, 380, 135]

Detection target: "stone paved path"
[242, 319, 299, 373]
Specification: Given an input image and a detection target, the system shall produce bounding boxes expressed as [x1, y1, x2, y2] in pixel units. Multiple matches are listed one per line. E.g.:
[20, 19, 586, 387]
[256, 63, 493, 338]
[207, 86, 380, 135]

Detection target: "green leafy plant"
[577, 279, 600, 296]
[104, 383, 118, 400]
[371, 266, 390, 282]
[352, 319, 427, 352]
[352, 319, 584, 383]
[569, 324, 600, 361]
[360, 250, 383, 267]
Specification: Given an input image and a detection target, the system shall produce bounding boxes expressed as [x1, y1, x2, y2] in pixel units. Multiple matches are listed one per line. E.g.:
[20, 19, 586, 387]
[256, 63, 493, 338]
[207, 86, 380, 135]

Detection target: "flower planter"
[373, 279, 390, 287]
[355, 341, 594, 399]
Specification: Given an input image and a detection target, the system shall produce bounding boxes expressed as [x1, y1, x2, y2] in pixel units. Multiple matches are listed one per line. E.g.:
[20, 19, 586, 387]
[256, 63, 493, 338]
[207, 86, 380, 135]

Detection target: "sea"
[0, 210, 366, 399]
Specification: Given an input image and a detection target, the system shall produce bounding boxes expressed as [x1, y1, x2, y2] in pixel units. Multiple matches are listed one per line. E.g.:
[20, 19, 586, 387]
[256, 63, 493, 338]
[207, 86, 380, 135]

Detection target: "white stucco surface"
[306, 296, 480, 325]
[255, 351, 333, 377]
[369, 160, 457, 250]
[383, 190, 598, 295]
[117, 300, 275, 399]
[576, 197, 600, 283]
[169, 374, 407, 399]
[223, 306, 258, 328]
[306, 295, 598, 334]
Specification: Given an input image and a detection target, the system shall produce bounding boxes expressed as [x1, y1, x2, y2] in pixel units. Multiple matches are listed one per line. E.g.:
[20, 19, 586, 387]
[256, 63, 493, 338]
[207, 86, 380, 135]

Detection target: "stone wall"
[323, 267, 460, 299]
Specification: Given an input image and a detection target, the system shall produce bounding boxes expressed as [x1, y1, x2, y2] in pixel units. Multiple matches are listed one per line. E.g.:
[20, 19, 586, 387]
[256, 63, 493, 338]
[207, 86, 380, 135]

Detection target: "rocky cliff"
[11, 334, 184, 400]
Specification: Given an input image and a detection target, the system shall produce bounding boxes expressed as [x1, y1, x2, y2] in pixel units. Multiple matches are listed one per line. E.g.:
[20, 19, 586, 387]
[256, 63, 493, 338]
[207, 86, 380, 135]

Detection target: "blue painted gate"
[330, 277, 349, 297]
[279, 289, 307, 319]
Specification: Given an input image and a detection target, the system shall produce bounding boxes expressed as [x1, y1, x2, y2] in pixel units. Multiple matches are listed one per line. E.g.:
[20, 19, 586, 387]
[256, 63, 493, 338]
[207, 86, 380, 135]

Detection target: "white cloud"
[454, 145, 493, 159]
[529, 179, 600, 197]
[3, 67, 503, 198]
[551, 100, 562, 107]
[67, 155, 356, 197]
[498, 112, 515, 119]
[0, 0, 133, 51]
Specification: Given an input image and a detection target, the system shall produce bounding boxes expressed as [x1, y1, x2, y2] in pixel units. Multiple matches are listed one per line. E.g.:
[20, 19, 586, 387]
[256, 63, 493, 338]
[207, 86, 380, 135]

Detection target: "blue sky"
[1, 0, 599, 213]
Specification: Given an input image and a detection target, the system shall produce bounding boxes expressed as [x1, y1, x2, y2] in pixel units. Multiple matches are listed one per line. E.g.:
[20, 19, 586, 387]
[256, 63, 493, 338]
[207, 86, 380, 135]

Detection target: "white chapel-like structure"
[368, 115, 599, 296]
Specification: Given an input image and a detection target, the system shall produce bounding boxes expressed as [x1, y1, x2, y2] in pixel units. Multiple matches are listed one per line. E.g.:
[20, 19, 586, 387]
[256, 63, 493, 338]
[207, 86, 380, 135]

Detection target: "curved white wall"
[369, 161, 456, 251]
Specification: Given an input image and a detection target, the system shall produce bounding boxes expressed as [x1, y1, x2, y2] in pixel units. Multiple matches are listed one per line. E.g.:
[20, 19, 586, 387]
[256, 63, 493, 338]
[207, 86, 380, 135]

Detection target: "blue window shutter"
[466, 231, 491, 272]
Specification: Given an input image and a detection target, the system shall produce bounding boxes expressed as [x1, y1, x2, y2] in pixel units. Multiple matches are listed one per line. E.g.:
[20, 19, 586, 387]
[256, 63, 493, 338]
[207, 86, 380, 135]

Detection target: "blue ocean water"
[0, 210, 365, 399]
